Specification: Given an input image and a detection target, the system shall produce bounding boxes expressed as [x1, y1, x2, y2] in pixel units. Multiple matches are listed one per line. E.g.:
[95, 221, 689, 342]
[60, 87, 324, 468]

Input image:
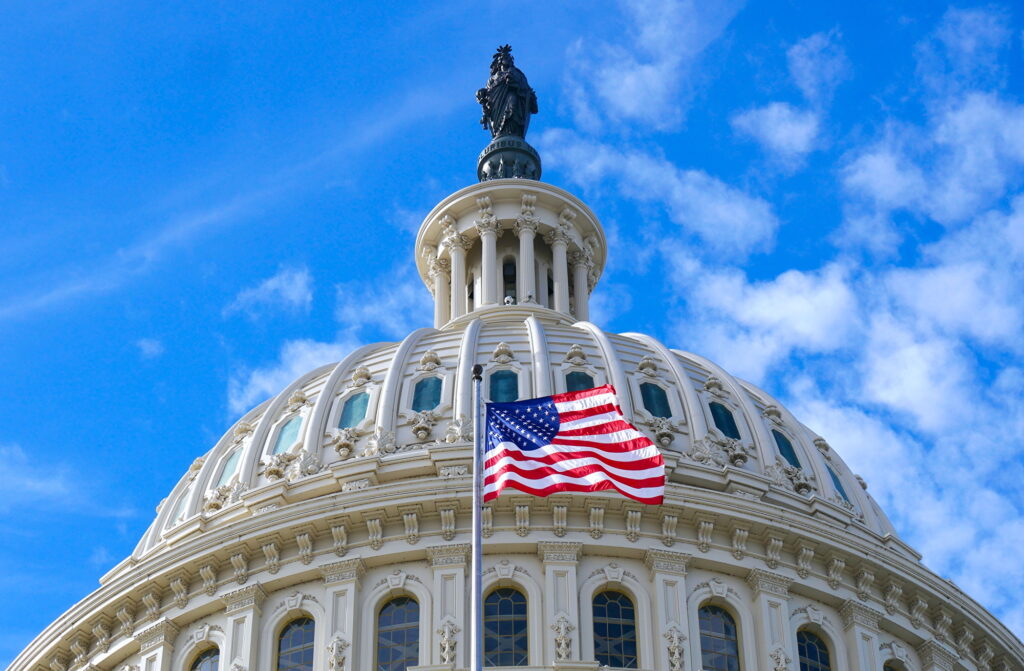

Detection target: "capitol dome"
[11, 50, 1023, 671]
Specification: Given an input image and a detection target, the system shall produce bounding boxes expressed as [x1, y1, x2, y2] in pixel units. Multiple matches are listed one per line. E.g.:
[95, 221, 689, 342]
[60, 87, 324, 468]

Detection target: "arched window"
[883, 663, 902, 671]
[273, 416, 302, 454]
[709, 402, 741, 440]
[503, 257, 517, 303]
[484, 588, 528, 666]
[593, 590, 638, 669]
[412, 377, 442, 412]
[377, 597, 419, 671]
[216, 449, 241, 487]
[827, 465, 850, 503]
[277, 617, 315, 671]
[698, 605, 740, 671]
[797, 630, 832, 671]
[190, 649, 219, 671]
[490, 370, 518, 403]
[566, 371, 594, 392]
[772, 430, 801, 468]
[339, 392, 369, 429]
[640, 382, 671, 418]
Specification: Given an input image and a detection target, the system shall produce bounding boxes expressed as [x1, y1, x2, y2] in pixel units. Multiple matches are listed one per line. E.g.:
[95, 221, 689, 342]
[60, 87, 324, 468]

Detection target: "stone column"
[839, 600, 884, 670]
[537, 261, 550, 309]
[538, 541, 583, 664]
[644, 550, 691, 671]
[443, 221, 469, 320]
[220, 584, 266, 671]
[569, 249, 593, 322]
[134, 619, 179, 671]
[427, 544, 470, 668]
[427, 254, 451, 328]
[746, 569, 795, 671]
[475, 196, 502, 306]
[321, 559, 365, 671]
[545, 228, 571, 314]
[514, 214, 539, 304]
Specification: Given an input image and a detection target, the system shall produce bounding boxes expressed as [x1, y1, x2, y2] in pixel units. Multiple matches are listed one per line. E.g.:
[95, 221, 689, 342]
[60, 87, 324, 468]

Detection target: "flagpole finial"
[472, 364, 483, 381]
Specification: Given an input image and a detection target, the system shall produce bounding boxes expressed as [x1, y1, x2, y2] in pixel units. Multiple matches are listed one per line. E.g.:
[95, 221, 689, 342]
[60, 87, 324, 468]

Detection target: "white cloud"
[541, 129, 779, 256]
[787, 30, 850, 105]
[731, 102, 819, 161]
[916, 7, 1012, 97]
[135, 338, 165, 359]
[841, 137, 927, 211]
[227, 338, 357, 415]
[565, 0, 744, 131]
[224, 266, 313, 319]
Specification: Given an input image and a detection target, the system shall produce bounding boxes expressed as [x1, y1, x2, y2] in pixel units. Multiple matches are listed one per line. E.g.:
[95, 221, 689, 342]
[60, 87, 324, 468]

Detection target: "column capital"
[537, 541, 582, 563]
[644, 549, 690, 576]
[427, 543, 470, 567]
[745, 568, 792, 598]
[134, 618, 179, 653]
[545, 226, 571, 247]
[221, 583, 267, 614]
[442, 222, 471, 252]
[513, 215, 540, 236]
[839, 599, 882, 631]
[427, 256, 451, 280]
[568, 248, 594, 270]
[321, 557, 366, 585]
[475, 218, 503, 237]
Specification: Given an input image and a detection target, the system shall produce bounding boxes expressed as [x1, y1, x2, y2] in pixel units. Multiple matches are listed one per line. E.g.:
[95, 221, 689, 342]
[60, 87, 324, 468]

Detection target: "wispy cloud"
[541, 129, 779, 257]
[731, 102, 820, 164]
[224, 266, 314, 320]
[787, 30, 850, 105]
[135, 338, 165, 359]
[564, 0, 744, 132]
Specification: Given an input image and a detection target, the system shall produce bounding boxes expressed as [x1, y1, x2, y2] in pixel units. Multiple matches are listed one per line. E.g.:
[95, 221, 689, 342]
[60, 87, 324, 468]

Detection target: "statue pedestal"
[477, 135, 541, 181]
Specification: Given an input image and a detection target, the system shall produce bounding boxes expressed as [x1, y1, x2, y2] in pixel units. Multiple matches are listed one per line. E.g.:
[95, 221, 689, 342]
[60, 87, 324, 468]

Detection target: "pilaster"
[746, 569, 795, 670]
[644, 549, 690, 671]
[427, 544, 470, 668]
[220, 583, 266, 671]
[917, 639, 957, 671]
[839, 599, 883, 670]
[134, 619, 179, 671]
[321, 558, 365, 671]
[538, 541, 583, 664]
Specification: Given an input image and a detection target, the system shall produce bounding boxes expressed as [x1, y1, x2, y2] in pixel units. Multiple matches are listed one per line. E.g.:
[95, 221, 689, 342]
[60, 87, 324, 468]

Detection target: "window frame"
[482, 586, 530, 667]
[708, 400, 743, 441]
[592, 589, 639, 669]
[696, 602, 742, 671]
[487, 367, 522, 403]
[275, 616, 316, 671]
[328, 385, 380, 433]
[270, 414, 304, 455]
[375, 596, 421, 671]
[796, 628, 833, 671]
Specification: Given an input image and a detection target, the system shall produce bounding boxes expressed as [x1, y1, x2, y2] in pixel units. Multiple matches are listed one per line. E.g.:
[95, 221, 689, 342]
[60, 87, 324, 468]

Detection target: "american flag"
[483, 385, 665, 504]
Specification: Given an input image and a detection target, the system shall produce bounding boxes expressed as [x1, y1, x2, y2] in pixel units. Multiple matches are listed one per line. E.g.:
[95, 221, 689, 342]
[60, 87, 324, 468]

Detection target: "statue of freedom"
[476, 45, 538, 139]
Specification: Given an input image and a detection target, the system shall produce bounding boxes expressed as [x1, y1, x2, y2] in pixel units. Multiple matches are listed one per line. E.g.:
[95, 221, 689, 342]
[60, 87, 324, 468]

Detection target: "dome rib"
[453, 318, 482, 419]
[525, 315, 552, 397]
[574, 320, 634, 417]
[302, 342, 383, 456]
[378, 327, 435, 433]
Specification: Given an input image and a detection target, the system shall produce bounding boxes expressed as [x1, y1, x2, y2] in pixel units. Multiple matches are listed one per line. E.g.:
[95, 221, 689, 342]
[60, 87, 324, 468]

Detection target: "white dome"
[12, 155, 1022, 671]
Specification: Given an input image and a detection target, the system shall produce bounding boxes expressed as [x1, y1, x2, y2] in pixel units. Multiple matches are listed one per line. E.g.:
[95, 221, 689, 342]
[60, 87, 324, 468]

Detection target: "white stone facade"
[10, 179, 1023, 671]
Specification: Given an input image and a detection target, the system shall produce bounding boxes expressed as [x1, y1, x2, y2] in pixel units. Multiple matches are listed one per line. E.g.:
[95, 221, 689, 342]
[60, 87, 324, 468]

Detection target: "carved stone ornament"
[349, 366, 371, 388]
[326, 636, 349, 671]
[492, 341, 515, 363]
[232, 421, 255, 443]
[645, 416, 679, 447]
[187, 456, 205, 481]
[665, 626, 686, 671]
[637, 356, 658, 376]
[437, 619, 460, 665]
[203, 481, 246, 512]
[445, 414, 473, 443]
[703, 375, 727, 397]
[418, 349, 442, 371]
[769, 647, 791, 671]
[761, 404, 783, 424]
[686, 432, 753, 468]
[286, 390, 311, 411]
[261, 452, 297, 481]
[324, 428, 359, 460]
[410, 410, 440, 441]
[564, 343, 587, 365]
[551, 614, 574, 661]
[364, 426, 396, 456]
[765, 458, 815, 495]
[442, 220, 470, 251]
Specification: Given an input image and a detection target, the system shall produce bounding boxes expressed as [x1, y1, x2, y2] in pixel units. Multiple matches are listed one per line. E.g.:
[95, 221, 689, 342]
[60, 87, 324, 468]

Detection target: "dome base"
[477, 135, 542, 181]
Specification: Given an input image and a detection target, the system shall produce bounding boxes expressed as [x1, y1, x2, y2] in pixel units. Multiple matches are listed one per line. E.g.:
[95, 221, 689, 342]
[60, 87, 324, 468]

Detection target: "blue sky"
[2, 0, 1023, 662]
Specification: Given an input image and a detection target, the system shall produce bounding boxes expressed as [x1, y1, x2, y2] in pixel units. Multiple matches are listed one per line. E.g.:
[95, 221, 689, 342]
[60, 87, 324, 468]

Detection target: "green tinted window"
[490, 370, 518, 402]
[273, 416, 302, 454]
[772, 430, 801, 469]
[216, 449, 241, 487]
[566, 371, 594, 392]
[412, 377, 442, 412]
[339, 392, 369, 428]
[828, 466, 850, 502]
[709, 402, 741, 440]
[640, 383, 671, 418]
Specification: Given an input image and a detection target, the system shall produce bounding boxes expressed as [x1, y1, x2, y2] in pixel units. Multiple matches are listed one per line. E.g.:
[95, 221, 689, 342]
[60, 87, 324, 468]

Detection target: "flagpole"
[470, 363, 484, 671]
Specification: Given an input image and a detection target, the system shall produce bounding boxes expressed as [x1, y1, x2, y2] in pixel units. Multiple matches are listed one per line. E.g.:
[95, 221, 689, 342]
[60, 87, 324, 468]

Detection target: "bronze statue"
[477, 45, 538, 139]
